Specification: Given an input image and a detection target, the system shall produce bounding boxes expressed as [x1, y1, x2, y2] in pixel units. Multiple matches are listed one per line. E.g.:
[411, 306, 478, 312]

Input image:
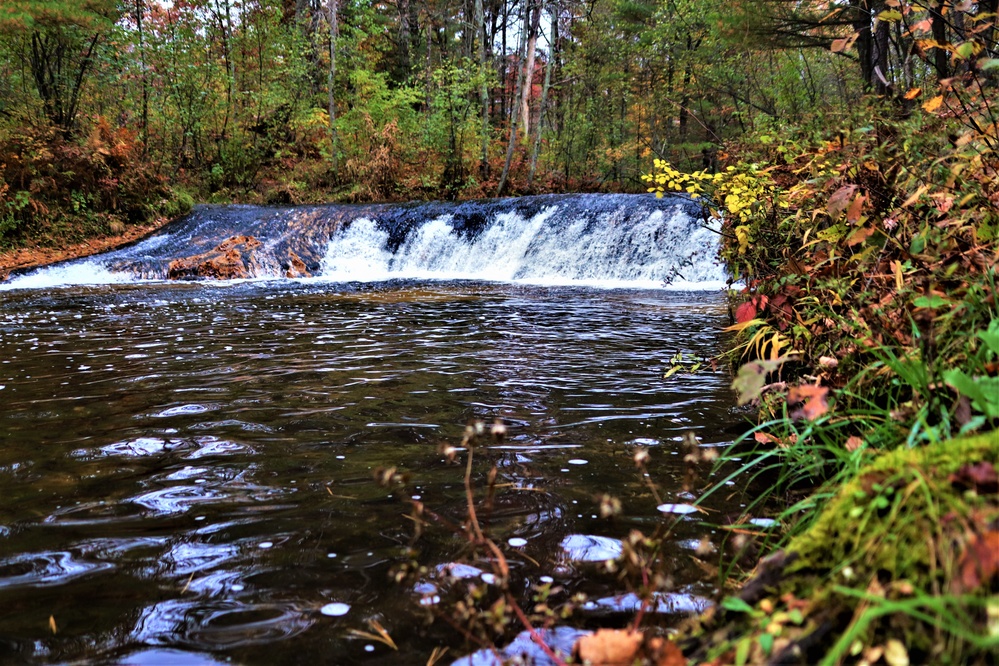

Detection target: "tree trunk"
[520, 0, 542, 140]
[497, 1, 529, 196]
[328, 0, 339, 171]
[528, 0, 555, 189]
[475, 0, 490, 179]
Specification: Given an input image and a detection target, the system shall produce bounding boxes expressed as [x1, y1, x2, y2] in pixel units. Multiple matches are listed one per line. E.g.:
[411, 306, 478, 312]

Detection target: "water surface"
[0, 279, 752, 664]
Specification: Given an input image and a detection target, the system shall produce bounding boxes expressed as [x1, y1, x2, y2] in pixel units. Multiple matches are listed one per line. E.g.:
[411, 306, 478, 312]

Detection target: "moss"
[788, 432, 999, 584]
[682, 431, 999, 665]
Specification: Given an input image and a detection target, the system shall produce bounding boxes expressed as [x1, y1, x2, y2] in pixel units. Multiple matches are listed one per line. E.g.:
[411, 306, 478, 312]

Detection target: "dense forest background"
[0, 0, 996, 245]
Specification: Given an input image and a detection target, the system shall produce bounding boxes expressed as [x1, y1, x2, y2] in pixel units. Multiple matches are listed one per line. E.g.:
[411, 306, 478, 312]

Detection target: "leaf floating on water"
[49, 615, 57, 634]
[574, 629, 642, 664]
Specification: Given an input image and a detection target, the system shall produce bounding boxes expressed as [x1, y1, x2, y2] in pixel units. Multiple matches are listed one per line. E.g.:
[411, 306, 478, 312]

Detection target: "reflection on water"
[0, 280, 745, 664]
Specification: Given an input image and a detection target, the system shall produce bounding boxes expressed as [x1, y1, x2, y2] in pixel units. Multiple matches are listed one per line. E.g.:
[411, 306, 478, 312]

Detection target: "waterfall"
[2, 194, 727, 290]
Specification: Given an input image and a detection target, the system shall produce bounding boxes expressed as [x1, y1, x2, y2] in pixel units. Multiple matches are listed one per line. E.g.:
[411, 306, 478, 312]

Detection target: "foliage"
[683, 432, 999, 665]
[0, 120, 183, 247]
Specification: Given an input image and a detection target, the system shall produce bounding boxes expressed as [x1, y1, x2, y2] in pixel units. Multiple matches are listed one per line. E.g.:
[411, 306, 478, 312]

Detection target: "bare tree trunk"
[528, 1, 555, 189]
[475, 0, 490, 179]
[328, 0, 339, 171]
[497, 2, 528, 196]
[136, 0, 148, 152]
[520, 0, 542, 139]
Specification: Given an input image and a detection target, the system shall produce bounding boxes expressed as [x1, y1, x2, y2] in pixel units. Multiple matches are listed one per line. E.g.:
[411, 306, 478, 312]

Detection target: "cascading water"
[2, 194, 727, 290]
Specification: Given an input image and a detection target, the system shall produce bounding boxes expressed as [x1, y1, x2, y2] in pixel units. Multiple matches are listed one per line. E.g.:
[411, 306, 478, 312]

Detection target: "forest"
[0, 0, 901, 244]
[1, 0, 998, 664]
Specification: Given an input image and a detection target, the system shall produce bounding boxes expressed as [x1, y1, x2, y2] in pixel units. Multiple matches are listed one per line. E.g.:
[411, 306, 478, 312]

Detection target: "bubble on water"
[508, 537, 528, 548]
[319, 602, 350, 617]
[258, 541, 274, 549]
[567, 459, 588, 465]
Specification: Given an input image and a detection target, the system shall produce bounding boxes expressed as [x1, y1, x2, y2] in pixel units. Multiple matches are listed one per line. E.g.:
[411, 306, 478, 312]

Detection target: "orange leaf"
[575, 629, 642, 664]
[788, 385, 830, 420]
[845, 436, 864, 451]
[923, 95, 944, 112]
[846, 193, 866, 223]
[904, 87, 922, 100]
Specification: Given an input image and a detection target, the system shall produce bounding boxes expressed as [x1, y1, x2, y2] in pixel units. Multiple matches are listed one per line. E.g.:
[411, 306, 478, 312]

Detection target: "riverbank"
[658, 98, 999, 664]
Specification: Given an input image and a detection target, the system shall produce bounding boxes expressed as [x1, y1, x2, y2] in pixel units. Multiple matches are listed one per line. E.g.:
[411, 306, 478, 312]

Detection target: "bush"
[0, 119, 181, 246]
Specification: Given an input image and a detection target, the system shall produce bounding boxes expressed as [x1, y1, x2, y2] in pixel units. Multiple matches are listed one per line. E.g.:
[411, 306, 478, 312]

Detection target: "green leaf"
[981, 58, 999, 71]
[735, 637, 752, 666]
[944, 369, 999, 418]
[721, 596, 755, 614]
[758, 633, 775, 656]
[912, 294, 949, 308]
[877, 9, 903, 22]
[977, 321, 999, 355]
[732, 359, 786, 405]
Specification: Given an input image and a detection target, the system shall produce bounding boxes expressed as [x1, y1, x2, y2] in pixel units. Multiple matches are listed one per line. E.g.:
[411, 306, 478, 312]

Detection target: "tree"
[0, 0, 118, 135]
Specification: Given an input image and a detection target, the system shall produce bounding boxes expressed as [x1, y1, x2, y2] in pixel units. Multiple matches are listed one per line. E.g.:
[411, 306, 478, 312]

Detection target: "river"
[0, 195, 759, 664]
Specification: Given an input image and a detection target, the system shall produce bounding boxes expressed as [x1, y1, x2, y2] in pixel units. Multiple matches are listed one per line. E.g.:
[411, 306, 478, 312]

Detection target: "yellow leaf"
[903, 87, 922, 100]
[923, 95, 944, 112]
[892, 260, 904, 291]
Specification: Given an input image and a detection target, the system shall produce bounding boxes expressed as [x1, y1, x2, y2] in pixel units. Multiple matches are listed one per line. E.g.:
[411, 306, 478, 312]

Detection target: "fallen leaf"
[953, 531, 999, 593]
[845, 436, 864, 451]
[846, 193, 866, 223]
[575, 629, 642, 665]
[949, 461, 999, 494]
[923, 95, 944, 112]
[903, 87, 922, 100]
[828, 185, 858, 218]
[788, 385, 830, 420]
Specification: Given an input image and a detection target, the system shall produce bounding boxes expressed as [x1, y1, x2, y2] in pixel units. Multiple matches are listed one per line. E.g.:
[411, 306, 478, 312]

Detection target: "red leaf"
[953, 531, 999, 593]
[949, 462, 998, 494]
[735, 301, 757, 323]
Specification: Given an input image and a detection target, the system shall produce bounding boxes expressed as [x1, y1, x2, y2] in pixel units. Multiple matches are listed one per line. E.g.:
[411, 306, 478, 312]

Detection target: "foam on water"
[1, 260, 139, 291]
[319, 206, 726, 289]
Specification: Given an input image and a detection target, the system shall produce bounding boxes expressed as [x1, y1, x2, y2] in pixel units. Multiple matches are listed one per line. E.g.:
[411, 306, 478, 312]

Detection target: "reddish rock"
[168, 235, 262, 280]
[285, 250, 311, 278]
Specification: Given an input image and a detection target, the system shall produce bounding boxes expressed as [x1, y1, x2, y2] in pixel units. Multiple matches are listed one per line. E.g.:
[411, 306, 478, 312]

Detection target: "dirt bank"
[0, 218, 171, 282]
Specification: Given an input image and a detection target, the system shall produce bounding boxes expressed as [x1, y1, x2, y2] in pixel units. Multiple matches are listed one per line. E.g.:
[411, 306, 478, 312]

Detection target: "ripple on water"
[132, 599, 314, 649]
[0, 550, 114, 590]
[85, 435, 253, 460]
[44, 500, 149, 527]
[152, 404, 212, 418]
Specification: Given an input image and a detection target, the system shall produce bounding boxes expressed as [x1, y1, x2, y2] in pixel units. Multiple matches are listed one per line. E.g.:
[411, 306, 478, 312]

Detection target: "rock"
[167, 235, 262, 280]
